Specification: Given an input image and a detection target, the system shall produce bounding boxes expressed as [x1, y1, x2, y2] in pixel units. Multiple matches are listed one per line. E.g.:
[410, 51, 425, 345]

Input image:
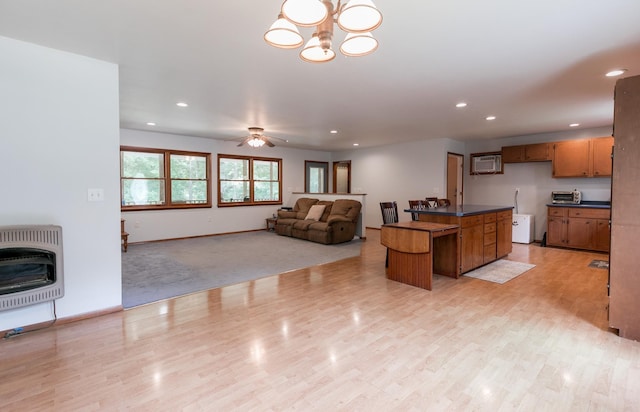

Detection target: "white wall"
[0, 37, 121, 330]
[464, 126, 613, 240]
[333, 138, 466, 228]
[120, 129, 332, 242]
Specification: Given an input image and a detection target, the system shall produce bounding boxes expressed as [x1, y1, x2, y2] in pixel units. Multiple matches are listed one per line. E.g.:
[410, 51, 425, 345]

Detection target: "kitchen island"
[406, 205, 513, 274]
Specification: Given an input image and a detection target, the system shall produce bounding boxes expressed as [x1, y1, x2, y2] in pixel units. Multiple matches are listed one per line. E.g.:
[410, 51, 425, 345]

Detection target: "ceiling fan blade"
[236, 136, 251, 147]
[264, 139, 275, 147]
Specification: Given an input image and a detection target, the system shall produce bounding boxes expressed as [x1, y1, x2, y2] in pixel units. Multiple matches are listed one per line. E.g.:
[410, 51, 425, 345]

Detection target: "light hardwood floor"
[1, 230, 639, 411]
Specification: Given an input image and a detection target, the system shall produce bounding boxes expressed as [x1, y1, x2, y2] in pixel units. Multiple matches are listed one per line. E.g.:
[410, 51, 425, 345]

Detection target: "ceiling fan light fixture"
[340, 32, 378, 57]
[264, 14, 304, 48]
[247, 137, 266, 148]
[337, 0, 382, 33]
[281, 0, 329, 27]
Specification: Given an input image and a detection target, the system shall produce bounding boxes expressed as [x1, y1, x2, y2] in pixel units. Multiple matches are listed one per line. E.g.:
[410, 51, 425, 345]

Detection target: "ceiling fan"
[236, 127, 288, 148]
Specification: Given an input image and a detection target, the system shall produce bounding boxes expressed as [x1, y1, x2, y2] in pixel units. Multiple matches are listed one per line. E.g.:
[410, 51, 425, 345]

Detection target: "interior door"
[447, 153, 463, 206]
[333, 160, 351, 193]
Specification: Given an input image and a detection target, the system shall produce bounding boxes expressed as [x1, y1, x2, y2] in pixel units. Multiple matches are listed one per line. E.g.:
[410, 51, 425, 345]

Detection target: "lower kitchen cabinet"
[546, 206, 610, 252]
[419, 208, 513, 274]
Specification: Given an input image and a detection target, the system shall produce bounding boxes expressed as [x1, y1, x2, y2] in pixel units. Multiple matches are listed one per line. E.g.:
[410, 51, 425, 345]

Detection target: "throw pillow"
[305, 204, 326, 221]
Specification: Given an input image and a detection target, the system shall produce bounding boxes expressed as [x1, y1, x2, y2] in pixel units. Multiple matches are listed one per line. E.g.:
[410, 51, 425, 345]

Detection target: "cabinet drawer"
[484, 231, 497, 245]
[484, 244, 497, 262]
[461, 215, 483, 228]
[548, 208, 566, 217]
[484, 222, 496, 234]
[484, 213, 497, 223]
[497, 210, 512, 220]
[568, 208, 610, 219]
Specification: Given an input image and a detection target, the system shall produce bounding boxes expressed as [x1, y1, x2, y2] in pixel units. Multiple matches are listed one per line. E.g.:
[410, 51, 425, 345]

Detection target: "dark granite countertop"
[404, 204, 513, 217]
[547, 201, 611, 209]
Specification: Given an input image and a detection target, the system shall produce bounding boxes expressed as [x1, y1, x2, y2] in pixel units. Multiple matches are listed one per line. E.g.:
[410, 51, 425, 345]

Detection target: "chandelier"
[264, 0, 382, 63]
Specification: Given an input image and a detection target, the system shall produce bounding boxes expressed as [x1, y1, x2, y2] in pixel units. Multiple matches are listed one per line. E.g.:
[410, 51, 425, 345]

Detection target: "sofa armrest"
[327, 215, 351, 225]
[278, 210, 298, 219]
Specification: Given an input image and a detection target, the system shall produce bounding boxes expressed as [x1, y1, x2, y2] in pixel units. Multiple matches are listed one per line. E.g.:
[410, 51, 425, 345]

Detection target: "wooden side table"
[121, 218, 129, 252]
[266, 217, 277, 232]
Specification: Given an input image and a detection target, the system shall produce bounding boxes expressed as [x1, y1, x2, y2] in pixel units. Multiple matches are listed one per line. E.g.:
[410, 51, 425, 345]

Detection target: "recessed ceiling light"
[456, 102, 467, 108]
[486, 115, 496, 121]
[353, 143, 359, 146]
[176, 102, 188, 107]
[569, 123, 580, 127]
[605, 69, 627, 77]
[330, 130, 338, 134]
[146, 122, 156, 126]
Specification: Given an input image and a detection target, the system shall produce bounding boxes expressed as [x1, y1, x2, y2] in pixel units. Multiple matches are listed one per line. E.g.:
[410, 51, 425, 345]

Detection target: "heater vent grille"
[0, 286, 64, 310]
[0, 227, 61, 247]
[0, 225, 64, 311]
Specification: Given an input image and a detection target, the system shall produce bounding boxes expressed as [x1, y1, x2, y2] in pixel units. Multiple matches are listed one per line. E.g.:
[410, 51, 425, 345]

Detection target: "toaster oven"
[552, 190, 581, 204]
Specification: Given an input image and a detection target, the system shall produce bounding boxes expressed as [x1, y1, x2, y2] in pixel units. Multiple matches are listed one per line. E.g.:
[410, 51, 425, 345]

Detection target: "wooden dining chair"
[380, 201, 398, 267]
[408, 200, 425, 221]
[425, 197, 439, 208]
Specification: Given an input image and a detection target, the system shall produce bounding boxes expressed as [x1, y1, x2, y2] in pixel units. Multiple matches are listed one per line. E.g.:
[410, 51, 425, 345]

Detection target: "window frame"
[217, 154, 283, 207]
[120, 145, 212, 211]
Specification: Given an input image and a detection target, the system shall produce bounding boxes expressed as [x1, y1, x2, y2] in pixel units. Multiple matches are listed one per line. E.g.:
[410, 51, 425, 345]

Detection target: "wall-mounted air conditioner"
[470, 153, 503, 175]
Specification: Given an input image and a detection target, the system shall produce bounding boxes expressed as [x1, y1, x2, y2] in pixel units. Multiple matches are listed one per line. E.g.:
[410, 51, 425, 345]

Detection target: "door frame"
[446, 152, 464, 206]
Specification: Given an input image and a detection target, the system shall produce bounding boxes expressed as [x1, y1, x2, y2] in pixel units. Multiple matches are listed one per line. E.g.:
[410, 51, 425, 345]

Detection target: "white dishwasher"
[512, 214, 534, 244]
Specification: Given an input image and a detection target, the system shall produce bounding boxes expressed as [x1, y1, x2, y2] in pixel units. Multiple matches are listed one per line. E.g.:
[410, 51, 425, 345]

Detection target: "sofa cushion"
[330, 199, 361, 222]
[316, 200, 333, 221]
[294, 198, 319, 219]
[305, 204, 326, 221]
[292, 220, 315, 231]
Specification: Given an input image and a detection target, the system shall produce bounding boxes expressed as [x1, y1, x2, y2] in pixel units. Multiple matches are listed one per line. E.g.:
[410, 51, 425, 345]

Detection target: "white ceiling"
[1, 1, 639, 151]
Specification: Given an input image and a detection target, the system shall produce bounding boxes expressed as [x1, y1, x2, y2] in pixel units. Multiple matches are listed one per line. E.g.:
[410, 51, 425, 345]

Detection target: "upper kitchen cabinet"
[552, 136, 614, 178]
[502, 143, 551, 163]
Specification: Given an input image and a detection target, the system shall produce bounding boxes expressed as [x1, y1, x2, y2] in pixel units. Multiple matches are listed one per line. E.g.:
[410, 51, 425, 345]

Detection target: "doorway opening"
[332, 161, 351, 193]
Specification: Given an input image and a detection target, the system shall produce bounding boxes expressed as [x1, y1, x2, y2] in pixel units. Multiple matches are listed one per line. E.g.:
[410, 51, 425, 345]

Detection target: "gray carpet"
[122, 231, 362, 308]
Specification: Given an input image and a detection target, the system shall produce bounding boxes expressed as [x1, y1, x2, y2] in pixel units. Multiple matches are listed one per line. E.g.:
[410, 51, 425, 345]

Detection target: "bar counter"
[405, 204, 514, 217]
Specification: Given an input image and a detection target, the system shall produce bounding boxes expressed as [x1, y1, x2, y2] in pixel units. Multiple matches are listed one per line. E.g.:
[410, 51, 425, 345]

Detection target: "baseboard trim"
[2, 305, 123, 338]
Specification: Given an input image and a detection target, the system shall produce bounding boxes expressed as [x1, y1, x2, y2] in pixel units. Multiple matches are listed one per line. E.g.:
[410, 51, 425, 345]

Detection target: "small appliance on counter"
[551, 189, 581, 204]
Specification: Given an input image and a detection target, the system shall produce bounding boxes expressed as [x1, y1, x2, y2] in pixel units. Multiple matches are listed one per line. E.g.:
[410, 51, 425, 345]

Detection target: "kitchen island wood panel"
[381, 221, 460, 290]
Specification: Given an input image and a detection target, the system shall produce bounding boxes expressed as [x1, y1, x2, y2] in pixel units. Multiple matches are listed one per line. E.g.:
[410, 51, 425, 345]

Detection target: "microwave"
[552, 190, 581, 204]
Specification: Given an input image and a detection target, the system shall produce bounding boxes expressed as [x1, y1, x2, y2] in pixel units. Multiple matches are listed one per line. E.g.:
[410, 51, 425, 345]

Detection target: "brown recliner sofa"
[275, 197, 362, 245]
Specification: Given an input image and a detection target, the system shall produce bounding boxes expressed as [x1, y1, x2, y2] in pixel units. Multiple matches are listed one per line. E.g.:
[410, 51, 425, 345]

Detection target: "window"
[120, 146, 211, 210]
[218, 154, 282, 206]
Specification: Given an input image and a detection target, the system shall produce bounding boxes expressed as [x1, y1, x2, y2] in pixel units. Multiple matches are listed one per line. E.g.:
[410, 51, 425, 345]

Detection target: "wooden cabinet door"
[496, 215, 513, 257]
[592, 136, 614, 177]
[566, 218, 593, 249]
[594, 219, 611, 252]
[461, 225, 483, 273]
[524, 143, 551, 161]
[547, 215, 566, 246]
[553, 140, 590, 177]
[502, 145, 525, 163]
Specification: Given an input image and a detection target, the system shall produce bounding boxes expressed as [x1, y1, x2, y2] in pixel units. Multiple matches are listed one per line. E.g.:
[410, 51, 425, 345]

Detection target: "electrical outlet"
[515, 187, 520, 193]
[87, 188, 104, 202]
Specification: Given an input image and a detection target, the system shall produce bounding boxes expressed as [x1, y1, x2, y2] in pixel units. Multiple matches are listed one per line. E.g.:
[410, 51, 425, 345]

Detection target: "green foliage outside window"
[121, 147, 211, 210]
[218, 155, 282, 205]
